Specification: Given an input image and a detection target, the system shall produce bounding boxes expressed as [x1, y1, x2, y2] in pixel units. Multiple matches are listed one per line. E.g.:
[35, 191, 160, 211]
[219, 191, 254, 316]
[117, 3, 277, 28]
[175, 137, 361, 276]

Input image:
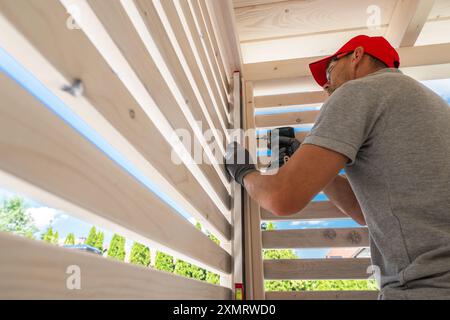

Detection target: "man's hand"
[225, 142, 257, 186]
[271, 136, 301, 168]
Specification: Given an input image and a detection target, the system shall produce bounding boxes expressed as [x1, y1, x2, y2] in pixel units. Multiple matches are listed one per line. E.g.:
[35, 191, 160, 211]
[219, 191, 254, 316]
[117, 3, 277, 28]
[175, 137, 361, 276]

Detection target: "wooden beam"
[385, 0, 436, 48]
[86, 0, 229, 184]
[0, 72, 231, 275]
[261, 201, 347, 221]
[206, 0, 243, 74]
[230, 72, 244, 297]
[264, 258, 372, 280]
[265, 291, 379, 300]
[196, 0, 230, 93]
[244, 43, 450, 81]
[262, 228, 369, 249]
[0, 0, 232, 242]
[175, 0, 232, 126]
[255, 91, 327, 108]
[0, 232, 231, 299]
[179, 0, 231, 121]
[154, 0, 230, 141]
[255, 110, 319, 128]
[243, 81, 265, 300]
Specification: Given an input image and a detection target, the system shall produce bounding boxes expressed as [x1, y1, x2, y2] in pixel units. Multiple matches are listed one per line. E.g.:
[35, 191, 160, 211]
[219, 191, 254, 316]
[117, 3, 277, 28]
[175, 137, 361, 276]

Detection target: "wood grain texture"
[243, 81, 265, 300]
[255, 110, 319, 127]
[87, 0, 229, 186]
[175, 0, 232, 127]
[0, 232, 231, 300]
[0, 72, 230, 275]
[244, 42, 450, 81]
[264, 258, 372, 280]
[206, 0, 243, 75]
[0, 0, 232, 239]
[262, 228, 370, 249]
[235, 0, 395, 42]
[265, 290, 379, 300]
[154, 0, 230, 141]
[261, 201, 347, 221]
[255, 91, 327, 108]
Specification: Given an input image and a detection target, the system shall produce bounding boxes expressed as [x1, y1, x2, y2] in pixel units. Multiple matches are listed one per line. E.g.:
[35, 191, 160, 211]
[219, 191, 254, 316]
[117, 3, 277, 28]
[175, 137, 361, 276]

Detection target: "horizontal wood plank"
[262, 228, 369, 249]
[244, 42, 450, 81]
[260, 201, 347, 221]
[0, 232, 231, 299]
[0, 0, 232, 240]
[255, 110, 319, 128]
[255, 91, 327, 108]
[264, 258, 372, 280]
[265, 290, 379, 300]
[0, 72, 230, 275]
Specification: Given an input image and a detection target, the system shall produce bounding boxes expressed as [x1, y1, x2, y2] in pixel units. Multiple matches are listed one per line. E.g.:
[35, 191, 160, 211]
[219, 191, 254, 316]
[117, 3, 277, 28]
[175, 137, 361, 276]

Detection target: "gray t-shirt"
[303, 68, 450, 300]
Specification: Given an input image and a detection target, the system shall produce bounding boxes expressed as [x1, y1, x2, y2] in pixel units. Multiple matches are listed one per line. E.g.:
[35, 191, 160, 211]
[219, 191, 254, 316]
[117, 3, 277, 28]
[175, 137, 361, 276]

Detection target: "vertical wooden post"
[243, 81, 265, 300]
[227, 71, 245, 299]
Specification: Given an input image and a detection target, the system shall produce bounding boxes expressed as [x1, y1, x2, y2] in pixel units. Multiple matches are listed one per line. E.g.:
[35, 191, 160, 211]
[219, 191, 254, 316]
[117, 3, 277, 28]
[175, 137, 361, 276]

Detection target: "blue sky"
[1, 46, 449, 258]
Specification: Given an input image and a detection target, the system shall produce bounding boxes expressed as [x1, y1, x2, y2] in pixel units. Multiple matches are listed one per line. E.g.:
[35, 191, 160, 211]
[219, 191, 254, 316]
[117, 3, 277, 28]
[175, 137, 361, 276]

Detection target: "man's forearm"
[323, 175, 366, 226]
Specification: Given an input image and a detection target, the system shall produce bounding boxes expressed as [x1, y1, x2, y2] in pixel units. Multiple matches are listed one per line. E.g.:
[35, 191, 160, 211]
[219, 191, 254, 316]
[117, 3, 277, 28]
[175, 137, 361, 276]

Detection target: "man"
[225, 35, 450, 300]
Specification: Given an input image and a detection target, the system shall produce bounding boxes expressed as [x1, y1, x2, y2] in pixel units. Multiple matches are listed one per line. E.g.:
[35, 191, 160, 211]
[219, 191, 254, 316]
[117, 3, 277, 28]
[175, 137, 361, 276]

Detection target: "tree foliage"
[64, 233, 75, 245]
[41, 226, 59, 245]
[0, 197, 38, 239]
[94, 231, 104, 251]
[107, 234, 126, 261]
[86, 226, 97, 247]
[155, 251, 175, 273]
[130, 242, 150, 267]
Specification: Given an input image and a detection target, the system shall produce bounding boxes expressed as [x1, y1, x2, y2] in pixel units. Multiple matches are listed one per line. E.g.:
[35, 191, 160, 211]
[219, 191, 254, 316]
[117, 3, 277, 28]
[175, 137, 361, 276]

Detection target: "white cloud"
[26, 207, 61, 229]
[289, 220, 330, 227]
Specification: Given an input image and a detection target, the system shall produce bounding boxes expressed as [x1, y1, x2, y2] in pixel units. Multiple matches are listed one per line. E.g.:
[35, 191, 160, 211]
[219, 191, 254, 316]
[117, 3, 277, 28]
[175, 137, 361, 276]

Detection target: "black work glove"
[225, 142, 257, 186]
[270, 136, 301, 169]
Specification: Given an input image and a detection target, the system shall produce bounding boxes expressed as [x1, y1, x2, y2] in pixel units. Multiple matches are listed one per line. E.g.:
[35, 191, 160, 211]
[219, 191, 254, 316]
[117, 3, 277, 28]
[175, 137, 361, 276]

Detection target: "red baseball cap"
[309, 35, 400, 87]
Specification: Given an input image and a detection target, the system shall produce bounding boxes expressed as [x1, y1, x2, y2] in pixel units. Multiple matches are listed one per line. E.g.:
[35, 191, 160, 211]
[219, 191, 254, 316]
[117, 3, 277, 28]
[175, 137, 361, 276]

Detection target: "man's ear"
[351, 47, 365, 65]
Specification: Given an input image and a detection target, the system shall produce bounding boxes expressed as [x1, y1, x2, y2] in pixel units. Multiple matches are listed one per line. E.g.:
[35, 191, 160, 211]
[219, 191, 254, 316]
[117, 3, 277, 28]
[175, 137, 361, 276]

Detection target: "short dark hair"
[368, 55, 388, 69]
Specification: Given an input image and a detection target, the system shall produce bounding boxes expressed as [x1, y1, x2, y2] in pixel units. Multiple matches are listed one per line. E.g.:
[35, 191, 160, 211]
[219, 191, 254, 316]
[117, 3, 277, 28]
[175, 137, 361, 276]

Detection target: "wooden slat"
[266, 291, 379, 300]
[153, 0, 230, 143]
[196, 0, 230, 93]
[87, 0, 229, 184]
[243, 81, 265, 300]
[206, 0, 243, 78]
[255, 110, 319, 128]
[0, 72, 230, 275]
[178, 0, 231, 123]
[243, 42, 450, 81]
[230, 72, 244, 292]
[190, 0, 229, 97]
[264, 258, 372, 280]
[235, 0, 395, 43]
[385, 0, 435, 48]
[0, 232, 231, 300]
[261, 201, 347, 221]
[174, 0, 231, 128]
[262, 228, 369, 249]
[0, 0, 232, 240]
[255, 91, 327, 108]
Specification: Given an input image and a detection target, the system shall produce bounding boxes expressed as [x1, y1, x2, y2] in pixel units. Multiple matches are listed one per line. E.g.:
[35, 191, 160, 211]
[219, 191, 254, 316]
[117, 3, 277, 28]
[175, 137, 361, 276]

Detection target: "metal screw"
[62, 79, 84, 97]
[324, 229, 337, 240]
[347, 231, 362, 244]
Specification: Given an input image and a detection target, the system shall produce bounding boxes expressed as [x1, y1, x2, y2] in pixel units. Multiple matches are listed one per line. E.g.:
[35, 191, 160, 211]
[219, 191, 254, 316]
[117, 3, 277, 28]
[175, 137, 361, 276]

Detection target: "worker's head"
[309, 35, 400, 96]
